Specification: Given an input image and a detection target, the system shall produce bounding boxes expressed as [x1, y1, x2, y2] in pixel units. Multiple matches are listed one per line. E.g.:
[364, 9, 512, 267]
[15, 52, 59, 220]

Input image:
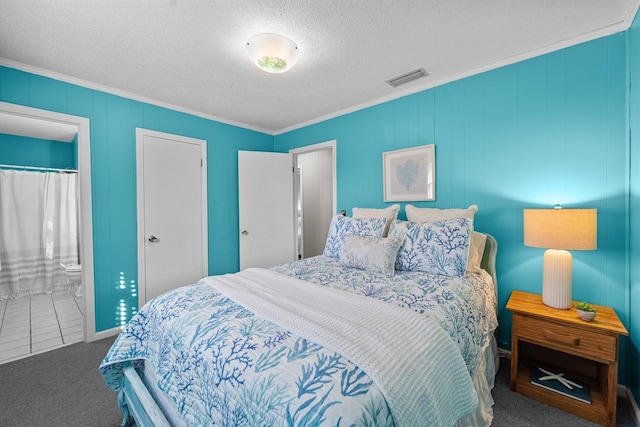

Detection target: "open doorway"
[0, 102, 94, 364]
[291, 140, 336, 259]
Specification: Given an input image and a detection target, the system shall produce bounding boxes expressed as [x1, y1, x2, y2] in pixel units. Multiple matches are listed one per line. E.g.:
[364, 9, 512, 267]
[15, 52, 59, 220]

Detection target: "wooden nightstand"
[506, 290, 628, 427]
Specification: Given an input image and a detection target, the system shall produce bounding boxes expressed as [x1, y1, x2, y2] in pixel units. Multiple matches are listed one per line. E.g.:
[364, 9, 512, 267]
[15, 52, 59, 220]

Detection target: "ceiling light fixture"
[246, 33, 299, 74]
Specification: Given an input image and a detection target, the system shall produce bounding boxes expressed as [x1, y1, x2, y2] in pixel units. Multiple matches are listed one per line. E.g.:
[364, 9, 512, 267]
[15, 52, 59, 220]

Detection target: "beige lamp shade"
[523, 208, 596, 309]
[523, 208, 597, 250]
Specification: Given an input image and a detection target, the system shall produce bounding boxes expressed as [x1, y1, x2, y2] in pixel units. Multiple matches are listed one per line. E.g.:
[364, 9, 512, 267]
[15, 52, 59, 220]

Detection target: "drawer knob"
[543, 329, 580, 346]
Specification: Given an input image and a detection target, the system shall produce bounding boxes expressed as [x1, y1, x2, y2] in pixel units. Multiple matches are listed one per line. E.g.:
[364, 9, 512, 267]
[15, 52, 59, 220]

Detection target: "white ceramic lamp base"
[542, 249, 573, 309]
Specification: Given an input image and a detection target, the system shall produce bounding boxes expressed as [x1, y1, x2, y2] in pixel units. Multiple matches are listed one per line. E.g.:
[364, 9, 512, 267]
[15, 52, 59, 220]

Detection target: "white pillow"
[352, 204, 400, 237]
[405, 204, 478, 222]
[338, 235, 405, 277]
[467, 231, 488, 274]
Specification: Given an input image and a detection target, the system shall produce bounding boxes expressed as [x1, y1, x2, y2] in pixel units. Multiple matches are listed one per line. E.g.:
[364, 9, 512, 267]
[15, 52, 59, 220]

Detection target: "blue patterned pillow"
[338, 235, 405, 276]
[323, 215, 387, 258]
[389, 218, 472, 277]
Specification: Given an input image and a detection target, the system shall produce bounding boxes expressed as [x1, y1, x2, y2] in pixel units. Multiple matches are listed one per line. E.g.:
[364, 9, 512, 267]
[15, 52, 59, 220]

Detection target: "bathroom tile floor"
[0, 290, 83, 365]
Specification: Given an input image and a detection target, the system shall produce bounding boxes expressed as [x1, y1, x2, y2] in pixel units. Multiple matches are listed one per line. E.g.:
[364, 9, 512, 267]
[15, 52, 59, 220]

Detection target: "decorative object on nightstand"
[523, 206, 597, 309]
[575, 302, 597, 321]
[530, 367, 591, 404]
[507, 290, 628, 426]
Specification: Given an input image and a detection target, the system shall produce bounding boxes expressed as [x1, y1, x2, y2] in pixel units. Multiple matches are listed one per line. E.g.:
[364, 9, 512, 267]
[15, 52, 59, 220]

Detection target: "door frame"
[0, 101, 95, 342]
[289, 140, 337, 259]
[135, 128, 208, 306]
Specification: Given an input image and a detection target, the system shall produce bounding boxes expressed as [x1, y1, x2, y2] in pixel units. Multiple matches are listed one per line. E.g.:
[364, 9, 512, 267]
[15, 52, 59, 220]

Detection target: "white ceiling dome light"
[246, 33, 299, 74]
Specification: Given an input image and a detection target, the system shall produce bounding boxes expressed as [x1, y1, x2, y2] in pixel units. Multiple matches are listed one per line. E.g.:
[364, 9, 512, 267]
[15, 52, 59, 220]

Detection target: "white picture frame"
[383, 144, 435, 202]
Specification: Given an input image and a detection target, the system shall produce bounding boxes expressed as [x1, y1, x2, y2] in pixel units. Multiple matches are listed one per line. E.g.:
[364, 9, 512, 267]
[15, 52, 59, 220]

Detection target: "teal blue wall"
[1, 21, 637, 401]
[0, 134, 75, 169]
[0, 66, 274, 332]
[276, 33, 631, 385]
[628, 9, 640, 408]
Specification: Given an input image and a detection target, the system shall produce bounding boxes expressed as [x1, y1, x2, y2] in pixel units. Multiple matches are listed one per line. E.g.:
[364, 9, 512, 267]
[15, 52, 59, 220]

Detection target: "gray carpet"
[0, 337, 121, 427]
[0, 340, 636, 426]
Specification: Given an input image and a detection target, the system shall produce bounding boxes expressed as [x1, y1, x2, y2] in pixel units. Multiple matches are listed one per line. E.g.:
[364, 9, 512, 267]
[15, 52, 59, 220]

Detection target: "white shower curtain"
[0, 170, 79, 300]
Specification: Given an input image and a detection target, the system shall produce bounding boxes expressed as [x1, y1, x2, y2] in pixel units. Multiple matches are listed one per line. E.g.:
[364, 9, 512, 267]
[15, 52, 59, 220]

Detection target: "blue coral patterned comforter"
[99, 256, 497, 427]
[272, 256, 498, 376]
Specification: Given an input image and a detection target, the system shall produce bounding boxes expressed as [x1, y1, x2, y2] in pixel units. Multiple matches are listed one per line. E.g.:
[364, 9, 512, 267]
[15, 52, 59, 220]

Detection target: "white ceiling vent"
[386, 67, 429, 88]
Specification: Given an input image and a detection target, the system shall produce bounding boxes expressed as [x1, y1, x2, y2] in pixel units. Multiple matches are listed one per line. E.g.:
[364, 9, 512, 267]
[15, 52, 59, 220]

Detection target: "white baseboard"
[498, 347, 640, 425]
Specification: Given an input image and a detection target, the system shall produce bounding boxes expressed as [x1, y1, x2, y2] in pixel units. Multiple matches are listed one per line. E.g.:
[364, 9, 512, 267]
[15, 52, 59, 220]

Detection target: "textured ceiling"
[0, 1, 638, 134]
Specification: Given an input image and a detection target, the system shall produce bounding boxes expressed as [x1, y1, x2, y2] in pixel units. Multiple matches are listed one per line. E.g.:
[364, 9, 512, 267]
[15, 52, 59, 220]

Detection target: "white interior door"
[238, 151, 295, 270]
[137, 129, 208, 304]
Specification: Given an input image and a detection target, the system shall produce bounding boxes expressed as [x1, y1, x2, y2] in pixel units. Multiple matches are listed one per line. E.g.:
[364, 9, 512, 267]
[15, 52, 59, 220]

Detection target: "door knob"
[241, 230, 249, 235]
[148, 235, 159, 242]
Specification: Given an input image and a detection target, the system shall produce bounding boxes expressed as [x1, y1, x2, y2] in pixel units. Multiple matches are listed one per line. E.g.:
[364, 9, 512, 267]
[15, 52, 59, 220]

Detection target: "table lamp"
[523, 207, 597, 309]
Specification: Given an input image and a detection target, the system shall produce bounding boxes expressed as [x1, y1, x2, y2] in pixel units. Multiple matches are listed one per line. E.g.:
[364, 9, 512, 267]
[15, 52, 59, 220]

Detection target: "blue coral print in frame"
[383, 144, 435, 202]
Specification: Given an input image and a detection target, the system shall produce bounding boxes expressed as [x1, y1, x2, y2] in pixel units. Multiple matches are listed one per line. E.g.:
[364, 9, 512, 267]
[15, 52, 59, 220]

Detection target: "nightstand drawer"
[513, 314, 617, 361]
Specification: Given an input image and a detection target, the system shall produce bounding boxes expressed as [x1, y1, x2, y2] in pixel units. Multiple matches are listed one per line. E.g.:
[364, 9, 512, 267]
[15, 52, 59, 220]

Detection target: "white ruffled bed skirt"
[456, 335, 499, 426]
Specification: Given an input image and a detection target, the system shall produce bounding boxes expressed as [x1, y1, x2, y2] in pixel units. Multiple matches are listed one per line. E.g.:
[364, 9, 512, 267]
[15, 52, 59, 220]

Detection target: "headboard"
[480, 233, 498, 298]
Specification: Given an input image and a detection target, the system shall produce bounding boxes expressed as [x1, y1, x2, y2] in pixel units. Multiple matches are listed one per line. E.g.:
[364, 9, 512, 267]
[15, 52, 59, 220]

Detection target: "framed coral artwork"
[383, 144, 435, 202]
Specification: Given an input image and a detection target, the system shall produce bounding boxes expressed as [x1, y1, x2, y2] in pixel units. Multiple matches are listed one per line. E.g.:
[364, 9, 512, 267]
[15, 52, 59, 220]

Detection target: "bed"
[100, 208, 499, 427]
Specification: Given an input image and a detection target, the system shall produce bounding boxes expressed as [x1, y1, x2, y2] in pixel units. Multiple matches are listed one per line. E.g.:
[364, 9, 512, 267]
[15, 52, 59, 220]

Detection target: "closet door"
[136, 129, 208, 304]
[238, 151, 296, 270]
